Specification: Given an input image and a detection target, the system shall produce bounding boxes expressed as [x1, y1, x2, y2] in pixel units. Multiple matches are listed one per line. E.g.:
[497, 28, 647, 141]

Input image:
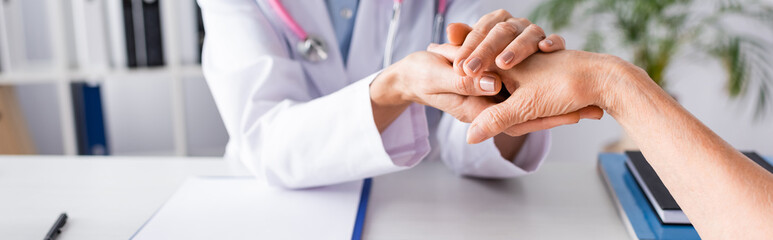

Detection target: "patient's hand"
[429, 45, 613, 143]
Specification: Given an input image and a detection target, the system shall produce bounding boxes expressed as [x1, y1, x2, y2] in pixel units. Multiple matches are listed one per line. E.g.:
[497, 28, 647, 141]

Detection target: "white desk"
[0, 156, 628, 239]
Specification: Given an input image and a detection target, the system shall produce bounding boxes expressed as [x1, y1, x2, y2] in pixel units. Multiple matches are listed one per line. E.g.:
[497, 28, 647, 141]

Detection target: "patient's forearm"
[604, 63, 773, 238]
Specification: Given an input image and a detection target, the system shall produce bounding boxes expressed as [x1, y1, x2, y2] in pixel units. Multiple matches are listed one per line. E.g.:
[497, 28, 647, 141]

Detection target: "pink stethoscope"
[268, 0, 448, 66]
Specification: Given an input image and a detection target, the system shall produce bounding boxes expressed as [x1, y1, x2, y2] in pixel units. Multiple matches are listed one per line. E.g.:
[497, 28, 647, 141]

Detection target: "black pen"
[44, 213, 67, 240]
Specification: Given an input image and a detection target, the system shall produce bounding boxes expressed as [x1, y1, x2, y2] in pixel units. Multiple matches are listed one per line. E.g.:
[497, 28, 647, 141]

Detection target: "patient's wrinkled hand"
[428, 44, 610, 143]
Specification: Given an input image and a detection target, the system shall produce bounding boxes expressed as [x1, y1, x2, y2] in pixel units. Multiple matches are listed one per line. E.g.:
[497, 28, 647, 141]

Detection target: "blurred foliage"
[530, 0, 773, 118]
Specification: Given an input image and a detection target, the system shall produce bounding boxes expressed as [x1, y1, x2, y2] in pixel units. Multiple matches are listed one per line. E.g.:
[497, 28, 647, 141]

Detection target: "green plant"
[530, 0, 773, 117]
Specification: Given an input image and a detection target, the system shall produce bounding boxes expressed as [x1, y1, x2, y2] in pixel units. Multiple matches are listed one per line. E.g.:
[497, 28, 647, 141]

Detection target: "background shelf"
[0, 0, 226, 157]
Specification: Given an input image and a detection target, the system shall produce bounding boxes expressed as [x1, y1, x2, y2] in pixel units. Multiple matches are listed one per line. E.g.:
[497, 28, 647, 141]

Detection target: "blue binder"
[71, 83, 109, 155]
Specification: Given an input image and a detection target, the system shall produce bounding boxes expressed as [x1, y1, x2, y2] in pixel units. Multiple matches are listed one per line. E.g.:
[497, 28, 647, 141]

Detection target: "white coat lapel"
[345, 0, 390, 81]
[346, 0, 435, 81]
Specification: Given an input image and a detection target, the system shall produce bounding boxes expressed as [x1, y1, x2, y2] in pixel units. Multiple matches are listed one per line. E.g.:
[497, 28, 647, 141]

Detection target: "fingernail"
[544, 39, 554, 46]
[427, 43, 439, 49]
[466, 124, 487, 144]
[466, 58, 481, 73]
[458, 58, 466, 69]
[480, 76, 496, 92]
[499, 51, 515, 65]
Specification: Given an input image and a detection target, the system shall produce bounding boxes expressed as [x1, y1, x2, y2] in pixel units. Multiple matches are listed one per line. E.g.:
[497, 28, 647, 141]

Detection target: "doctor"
[199, 0, 578, 188]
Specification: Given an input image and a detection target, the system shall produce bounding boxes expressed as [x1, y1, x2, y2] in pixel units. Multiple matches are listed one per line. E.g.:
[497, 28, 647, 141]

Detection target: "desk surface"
[0, 156, 628, 239]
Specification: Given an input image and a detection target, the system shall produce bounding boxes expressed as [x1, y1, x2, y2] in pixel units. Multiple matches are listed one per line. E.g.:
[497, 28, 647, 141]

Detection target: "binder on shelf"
[121, 0, 137, 67]
[598, 153, 700, 240]
[142, 0, 164, 67]
[71, 82, 109, 155]
[71, 0, 111, 71]
[197, 3, 205, 63]
[122, 0, 164, 68]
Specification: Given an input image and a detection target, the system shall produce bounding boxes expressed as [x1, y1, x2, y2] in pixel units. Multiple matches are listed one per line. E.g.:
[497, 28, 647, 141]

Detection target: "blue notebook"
[598, 153, 773, 239]
[598, 153, 699, 240]
[132, 177, 372, 239]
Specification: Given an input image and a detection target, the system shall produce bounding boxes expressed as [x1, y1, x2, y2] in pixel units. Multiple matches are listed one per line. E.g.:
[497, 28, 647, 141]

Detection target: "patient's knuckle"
[460, 31, 485, 53]
[514, 17, 531, 25]
[493, 9, 510, 18]
[476, 42, 499, 59]
[493, 22, 518, 36]
[468, 29, 487, 42]
[527, 24, 546, 38]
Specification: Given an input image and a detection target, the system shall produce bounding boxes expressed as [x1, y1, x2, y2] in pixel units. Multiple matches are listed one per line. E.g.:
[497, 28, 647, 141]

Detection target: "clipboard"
[132, 177, 373, 240]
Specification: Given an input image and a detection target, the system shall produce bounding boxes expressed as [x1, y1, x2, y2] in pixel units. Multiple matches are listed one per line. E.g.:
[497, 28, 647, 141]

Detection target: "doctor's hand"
[446, 9, 566, 78]
[370, 51, 503, 131]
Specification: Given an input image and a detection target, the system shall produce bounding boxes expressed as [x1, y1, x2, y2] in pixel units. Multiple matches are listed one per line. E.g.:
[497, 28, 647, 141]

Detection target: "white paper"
[132, 177, 364, 240]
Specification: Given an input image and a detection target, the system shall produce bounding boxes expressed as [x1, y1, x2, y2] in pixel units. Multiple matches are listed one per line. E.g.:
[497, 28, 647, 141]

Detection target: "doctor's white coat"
[198, 0, 550, 188]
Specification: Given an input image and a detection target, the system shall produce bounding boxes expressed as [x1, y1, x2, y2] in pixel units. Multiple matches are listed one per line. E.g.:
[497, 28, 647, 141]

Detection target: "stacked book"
[598, 151, 773, 239]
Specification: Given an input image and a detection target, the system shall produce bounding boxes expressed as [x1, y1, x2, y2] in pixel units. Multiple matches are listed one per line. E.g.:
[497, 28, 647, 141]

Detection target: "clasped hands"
[372, 9, 635, 143]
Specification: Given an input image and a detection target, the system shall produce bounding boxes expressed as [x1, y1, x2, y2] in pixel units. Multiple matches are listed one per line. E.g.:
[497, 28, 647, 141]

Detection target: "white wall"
[485, 0, 773, 163]
[15, 83, 64, 155]
[103, 77, 176, 155]
[183, 77, 228, 157]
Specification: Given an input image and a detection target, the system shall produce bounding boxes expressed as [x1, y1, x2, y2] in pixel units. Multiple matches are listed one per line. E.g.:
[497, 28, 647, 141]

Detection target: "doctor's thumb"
[446, 23, 472, 45]
[439, 72, 503, 97]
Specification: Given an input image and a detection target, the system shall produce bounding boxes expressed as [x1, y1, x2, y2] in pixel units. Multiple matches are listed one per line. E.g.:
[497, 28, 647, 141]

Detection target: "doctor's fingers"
[501, 106, 604, 137]
[452, 9, 518, 76]
[446, 23, 472, 45]
[424, 46, 502, 96]
[427, 72, 503, 97]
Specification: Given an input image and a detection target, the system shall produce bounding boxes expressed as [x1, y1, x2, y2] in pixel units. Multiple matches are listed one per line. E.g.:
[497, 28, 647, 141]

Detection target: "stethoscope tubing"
[269, 0, 447, 64]
[267, 0, 308, 40]
[382, 1, 402, 67]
